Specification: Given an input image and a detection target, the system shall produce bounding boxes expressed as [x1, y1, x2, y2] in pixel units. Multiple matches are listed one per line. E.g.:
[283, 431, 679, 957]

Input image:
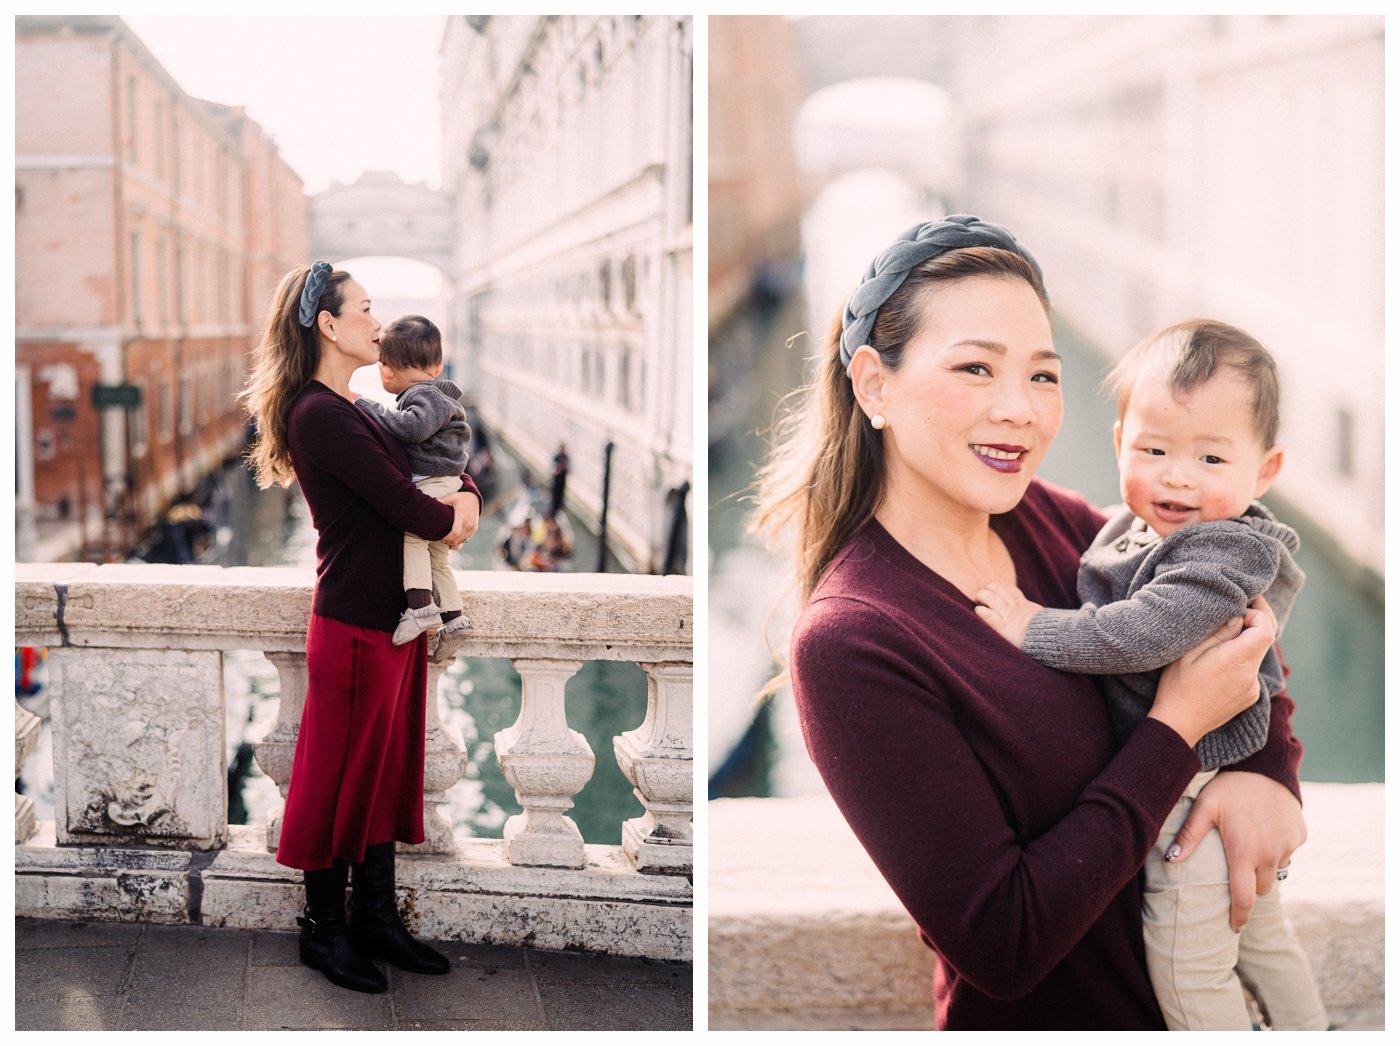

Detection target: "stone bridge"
[309, 171, 454, 274]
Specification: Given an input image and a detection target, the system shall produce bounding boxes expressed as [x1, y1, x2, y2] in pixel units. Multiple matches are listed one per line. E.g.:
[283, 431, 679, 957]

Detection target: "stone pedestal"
[49, 647, 228, 850]
[614, 662, 693, 874]
[496, 658, 594, 869]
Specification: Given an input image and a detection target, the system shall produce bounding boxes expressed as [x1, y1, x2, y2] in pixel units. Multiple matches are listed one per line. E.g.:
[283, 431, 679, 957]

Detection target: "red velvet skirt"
[275, 613, 427, 870]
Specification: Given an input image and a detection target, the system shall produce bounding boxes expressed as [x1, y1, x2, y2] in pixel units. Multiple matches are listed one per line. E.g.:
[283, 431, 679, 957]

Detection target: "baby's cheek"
[1120, 472, 1153, 516]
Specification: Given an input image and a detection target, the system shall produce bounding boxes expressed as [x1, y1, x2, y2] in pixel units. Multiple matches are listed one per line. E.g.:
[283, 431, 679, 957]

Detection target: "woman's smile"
[971, 443, 1029, 473]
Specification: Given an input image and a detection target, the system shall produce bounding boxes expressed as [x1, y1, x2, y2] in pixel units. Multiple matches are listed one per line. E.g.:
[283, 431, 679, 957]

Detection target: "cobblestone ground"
[14, 918, 693, 1031]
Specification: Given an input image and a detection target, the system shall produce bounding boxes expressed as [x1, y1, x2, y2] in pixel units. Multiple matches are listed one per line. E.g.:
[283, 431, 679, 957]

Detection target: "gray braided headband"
[298, 260, 333, 328]
[839, 215, 1043, 369]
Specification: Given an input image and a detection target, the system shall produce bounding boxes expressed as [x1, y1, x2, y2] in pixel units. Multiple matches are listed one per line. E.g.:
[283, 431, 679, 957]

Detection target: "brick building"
[15, 15, 308, 560]
[707, 15, 805, 330]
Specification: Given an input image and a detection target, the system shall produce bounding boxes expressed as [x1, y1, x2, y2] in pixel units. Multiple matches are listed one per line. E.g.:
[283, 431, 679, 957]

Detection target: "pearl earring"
[871, 413, 886, 430]
[331, 335, 337, 342]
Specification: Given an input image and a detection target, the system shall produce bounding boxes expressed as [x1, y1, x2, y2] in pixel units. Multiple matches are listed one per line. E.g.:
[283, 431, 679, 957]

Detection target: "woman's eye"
[960, 363, 991, 376]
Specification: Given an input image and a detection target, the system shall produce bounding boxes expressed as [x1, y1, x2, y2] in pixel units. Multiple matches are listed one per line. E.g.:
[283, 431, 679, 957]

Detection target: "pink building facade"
[16, 16, 308, 560]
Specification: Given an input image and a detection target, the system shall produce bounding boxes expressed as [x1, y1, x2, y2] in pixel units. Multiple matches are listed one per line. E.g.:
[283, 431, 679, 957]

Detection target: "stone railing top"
[15, 562, 692, 660]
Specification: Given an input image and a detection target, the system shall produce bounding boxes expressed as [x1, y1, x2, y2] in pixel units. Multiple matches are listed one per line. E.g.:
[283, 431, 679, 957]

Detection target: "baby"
[975, 319, 1326, 1030]
[355, 315, 473, 662]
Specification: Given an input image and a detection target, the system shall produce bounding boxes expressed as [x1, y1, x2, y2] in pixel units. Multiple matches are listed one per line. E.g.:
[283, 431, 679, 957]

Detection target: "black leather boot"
[349, 842, 450, 975]
[298, 860, 388, 993]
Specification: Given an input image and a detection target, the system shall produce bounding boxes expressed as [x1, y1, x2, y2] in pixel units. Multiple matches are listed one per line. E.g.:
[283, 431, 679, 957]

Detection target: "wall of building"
[441, 15, 693, 573]
[15, 16, 308, 560]
[943, 14, 1383, 578]
[707, 16, 806, 329]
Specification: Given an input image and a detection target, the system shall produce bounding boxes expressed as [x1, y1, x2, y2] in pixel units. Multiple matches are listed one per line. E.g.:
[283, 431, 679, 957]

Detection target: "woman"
[242, 262, 482, 994]
[755, 217, 1306, 1029]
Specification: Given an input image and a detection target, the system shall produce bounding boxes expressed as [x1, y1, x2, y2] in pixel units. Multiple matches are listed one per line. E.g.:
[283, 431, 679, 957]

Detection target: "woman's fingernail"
[1164, 844, 1181, 862]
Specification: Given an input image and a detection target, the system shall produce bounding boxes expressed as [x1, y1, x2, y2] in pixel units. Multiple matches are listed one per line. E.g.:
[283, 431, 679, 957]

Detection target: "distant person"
[974, 319, 1325, 1030]
[550, 442, 570, 517]
[354, 316, 474, 664]
[500, 514, 533, 568]
[543, 514, 574, 565]
[242, 262, 481, 994]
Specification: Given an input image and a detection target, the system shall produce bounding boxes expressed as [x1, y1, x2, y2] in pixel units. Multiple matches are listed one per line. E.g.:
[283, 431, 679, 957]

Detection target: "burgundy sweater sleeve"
[793, 598, 1199, 1001]
[292, 392, 458, 540]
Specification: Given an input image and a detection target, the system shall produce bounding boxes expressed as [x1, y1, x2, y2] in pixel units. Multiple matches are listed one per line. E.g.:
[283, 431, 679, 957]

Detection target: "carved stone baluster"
[495, 658, 593, 868]
[614, 661, 693, 874]
[401, 662, 470, 855]
[16, 699, 41, 843]
[253, 650, 307, 853]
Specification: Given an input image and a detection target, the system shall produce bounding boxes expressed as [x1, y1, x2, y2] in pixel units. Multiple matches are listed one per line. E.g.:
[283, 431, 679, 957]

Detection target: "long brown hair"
[239, 264, 351, 488]
[753, 246, 1050, 603]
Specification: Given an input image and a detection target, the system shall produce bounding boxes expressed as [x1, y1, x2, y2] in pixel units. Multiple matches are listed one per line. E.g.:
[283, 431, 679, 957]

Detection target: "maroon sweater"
[790, 479, 1302, 1030]
[287, 380, 481, 633]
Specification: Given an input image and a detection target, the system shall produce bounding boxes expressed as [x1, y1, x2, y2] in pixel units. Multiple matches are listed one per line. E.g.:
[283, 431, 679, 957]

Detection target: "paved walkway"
[15, 918, 693, 1031]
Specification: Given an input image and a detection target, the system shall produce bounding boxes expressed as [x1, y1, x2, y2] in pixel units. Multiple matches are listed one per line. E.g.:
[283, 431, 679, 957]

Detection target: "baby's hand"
[974, 581, 1042, 647]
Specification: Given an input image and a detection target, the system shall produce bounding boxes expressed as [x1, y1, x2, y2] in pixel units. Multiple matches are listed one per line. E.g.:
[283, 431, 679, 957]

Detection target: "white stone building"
[440, 15, 694, 574]
[942, 14, 1383, 581]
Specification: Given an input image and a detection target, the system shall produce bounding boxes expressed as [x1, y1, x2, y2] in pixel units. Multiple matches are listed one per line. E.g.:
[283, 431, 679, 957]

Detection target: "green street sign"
[92, 384, 142, 409]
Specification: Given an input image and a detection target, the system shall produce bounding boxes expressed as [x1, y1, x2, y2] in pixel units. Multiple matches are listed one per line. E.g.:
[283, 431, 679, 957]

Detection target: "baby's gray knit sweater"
[354, 377, 470, 478]
[1021, 502, 1304, 770]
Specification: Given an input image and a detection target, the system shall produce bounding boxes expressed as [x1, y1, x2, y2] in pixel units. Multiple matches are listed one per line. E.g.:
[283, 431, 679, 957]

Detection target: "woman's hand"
[1167, 770, 1305, 931]
[440, 491, 480, 549]
[1147, 605, 1275, 747]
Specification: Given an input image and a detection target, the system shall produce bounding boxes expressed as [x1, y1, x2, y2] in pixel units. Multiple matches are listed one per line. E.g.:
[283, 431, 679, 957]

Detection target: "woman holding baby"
[755, 217, 1320, 1029]
[242, 262, 480, 993]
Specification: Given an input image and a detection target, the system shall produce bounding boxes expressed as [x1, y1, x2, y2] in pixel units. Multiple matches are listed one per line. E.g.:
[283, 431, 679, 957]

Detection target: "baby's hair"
[1104, 319, 1280, 448]
[380, 315, 442, 371]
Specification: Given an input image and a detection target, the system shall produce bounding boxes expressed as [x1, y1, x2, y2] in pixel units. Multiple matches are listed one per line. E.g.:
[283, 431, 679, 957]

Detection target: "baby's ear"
[1254, 444, 1284, 497]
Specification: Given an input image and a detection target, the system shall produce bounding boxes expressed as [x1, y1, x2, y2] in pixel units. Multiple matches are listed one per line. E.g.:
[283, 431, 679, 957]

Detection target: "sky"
[124, 15, 446, 194]
[124, 15, 450, 297]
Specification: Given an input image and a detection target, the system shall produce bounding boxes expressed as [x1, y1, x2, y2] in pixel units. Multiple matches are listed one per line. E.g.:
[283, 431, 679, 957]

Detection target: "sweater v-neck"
[860, 507, 1037, 610]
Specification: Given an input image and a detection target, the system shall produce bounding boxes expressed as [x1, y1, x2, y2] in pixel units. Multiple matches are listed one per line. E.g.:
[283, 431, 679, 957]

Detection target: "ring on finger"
[1275, 866, 1290, 881]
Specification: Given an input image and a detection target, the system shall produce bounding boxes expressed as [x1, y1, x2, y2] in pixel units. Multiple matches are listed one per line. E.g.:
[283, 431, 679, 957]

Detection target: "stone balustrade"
[14, 563, 692, 961]
[710, 788, 1384, 1030]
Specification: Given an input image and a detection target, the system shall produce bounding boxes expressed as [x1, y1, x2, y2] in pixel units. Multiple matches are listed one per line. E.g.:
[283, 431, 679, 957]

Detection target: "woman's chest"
[920, 622, 1118, 838]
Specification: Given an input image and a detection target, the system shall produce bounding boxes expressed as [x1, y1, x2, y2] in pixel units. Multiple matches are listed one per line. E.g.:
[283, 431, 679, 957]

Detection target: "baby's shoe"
[393, 603, 443, 646]
[428, 615, 473, 664]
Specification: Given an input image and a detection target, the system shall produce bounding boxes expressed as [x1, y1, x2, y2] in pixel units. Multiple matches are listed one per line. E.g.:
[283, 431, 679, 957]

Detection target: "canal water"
[709, 196, 1384, 793]
[21, 432, 648, 847]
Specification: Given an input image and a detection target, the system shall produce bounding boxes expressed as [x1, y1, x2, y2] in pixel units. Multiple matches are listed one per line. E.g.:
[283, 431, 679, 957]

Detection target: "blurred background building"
[442, 15, 694, 574]
[709, 14, 1384, 795]
[15, 15, 308, 562]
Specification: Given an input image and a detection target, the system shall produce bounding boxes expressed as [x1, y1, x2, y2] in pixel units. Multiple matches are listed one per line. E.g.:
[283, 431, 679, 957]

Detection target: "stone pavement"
[15, 917, 694, 1031]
